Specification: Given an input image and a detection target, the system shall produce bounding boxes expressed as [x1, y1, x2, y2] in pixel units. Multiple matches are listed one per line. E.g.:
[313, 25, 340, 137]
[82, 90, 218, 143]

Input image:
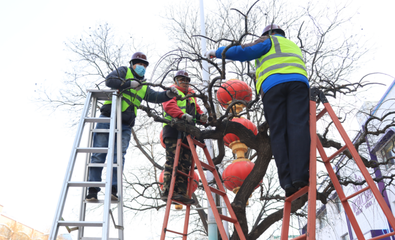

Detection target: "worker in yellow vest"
[161, 70, 207, 204]
[86, 52, 179, 202]
[205, 24, 310, 197]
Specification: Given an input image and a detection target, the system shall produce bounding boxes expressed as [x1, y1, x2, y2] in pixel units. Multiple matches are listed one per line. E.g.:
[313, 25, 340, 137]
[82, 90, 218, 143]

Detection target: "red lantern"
[160, 129, 165, 148]
[222, 161, 260, 192]
[216, 79, 252, 108]
[158, 170, 200, 193]
[223, 117, 258, 147]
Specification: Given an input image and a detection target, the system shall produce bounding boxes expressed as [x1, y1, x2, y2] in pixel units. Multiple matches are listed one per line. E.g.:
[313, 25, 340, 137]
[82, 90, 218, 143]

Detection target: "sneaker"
[86, 188, 98, 202]
[173, 194, 195, 205]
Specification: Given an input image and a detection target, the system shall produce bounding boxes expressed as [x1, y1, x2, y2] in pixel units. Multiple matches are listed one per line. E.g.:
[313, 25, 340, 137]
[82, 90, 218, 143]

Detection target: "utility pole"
[199, 1, 219, 240]
[198, 1, 231, 239]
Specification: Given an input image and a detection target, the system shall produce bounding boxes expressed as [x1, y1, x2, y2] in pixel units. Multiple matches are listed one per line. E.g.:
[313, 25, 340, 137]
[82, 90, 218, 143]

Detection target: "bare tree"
[37, 0, 395, 239]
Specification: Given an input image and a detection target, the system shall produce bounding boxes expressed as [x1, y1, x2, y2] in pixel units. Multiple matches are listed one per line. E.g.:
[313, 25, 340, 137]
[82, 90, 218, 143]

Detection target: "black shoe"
[173, 194, 195, 205]
[284, 184, 298, 197]
[292, 180, 309, 190]
[86, 188, 98, 202]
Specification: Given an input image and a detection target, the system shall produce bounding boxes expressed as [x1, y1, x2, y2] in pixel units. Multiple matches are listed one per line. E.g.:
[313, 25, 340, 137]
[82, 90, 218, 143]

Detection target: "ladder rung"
[369, 231, 395, 240]
[209, 186, 226, 196]
[285, 186, 309, 202]
[77, 147, 108, 153]
[92, 129, 111, 133]
[88, 163, 118, 168]
[58, 221, 103, 227]
[85, 199, 119, 204]
[199, 161, 215, 172]
[165, 228, 186, 236]
[219, 214, 237, 223]
[84, 117, 111, 123]
[68, 181, 106, 187]
[181, 142, 190, 149]
[176, 170, 195, 179]
[292, 233, 307, 240]
[316, 108, 328, 121]
[192, 139, 205, 148]
[342, 186, 370, 201]
[81, 238, 119, 240]
[324, 145, 348, 163]
[89, 89, 117, 100]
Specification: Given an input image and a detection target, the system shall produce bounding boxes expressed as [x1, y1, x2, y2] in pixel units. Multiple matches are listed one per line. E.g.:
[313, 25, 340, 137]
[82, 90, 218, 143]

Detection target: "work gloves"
[181, 113, 194, 123]
[204, 50, 216, 59]
[200, 114, 208, 123]
[129, 80, 142, 91]
[166, 86, 180, 98]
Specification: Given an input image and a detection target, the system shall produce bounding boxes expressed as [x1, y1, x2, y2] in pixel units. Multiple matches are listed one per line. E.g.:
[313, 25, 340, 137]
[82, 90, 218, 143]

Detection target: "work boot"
[86, 188, 98, 202]
[161, 190, 169, 202]
[284, 184, 297, 197]
[173, 194, 195, 205]
[111, 186, 118, 201]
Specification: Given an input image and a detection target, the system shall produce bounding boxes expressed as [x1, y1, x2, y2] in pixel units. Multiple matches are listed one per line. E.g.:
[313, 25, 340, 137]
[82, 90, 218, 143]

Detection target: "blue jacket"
[215, 34, 309, 94]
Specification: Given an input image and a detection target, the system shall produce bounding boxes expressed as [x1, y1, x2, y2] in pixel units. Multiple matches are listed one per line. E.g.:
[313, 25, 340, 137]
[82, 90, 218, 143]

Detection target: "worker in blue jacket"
[86, 52, 179, 202]
[205, 24, 310, 197]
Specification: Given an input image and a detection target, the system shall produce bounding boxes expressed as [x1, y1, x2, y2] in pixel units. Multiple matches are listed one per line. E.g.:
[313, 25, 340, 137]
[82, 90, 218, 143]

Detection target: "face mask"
[134, 65, 146, 76]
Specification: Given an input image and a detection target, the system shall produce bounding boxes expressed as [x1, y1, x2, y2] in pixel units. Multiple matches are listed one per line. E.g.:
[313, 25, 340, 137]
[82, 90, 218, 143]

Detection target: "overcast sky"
[0, 0, 394, 239]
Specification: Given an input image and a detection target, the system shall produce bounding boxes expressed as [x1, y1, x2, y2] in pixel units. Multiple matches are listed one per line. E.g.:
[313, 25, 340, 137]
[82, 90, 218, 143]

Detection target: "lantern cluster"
[217, 79, 261, 198]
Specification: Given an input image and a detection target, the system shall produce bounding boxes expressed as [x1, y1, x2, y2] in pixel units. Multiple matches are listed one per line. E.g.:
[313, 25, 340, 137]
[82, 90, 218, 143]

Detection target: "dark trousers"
[263, 82, 310, 189]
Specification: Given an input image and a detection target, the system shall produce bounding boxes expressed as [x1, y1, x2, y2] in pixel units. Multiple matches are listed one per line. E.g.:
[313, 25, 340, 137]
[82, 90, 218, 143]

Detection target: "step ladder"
[281, 87, 395, 240]
[160, 134, 246, 240]
[49, 89, 124, 240]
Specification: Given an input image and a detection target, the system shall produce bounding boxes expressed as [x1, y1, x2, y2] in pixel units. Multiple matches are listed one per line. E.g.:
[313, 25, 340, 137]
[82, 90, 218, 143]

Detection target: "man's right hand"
[181, 114, 194, 123]
[204, 50, 216, 59]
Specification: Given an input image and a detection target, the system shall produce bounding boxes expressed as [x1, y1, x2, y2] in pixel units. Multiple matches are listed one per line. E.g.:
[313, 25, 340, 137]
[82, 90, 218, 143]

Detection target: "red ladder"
[281, 87, 395, 240]
[160, 134, 246, 240]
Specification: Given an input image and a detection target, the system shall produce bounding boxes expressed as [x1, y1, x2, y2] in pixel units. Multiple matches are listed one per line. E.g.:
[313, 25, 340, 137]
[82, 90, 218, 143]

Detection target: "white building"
[298, 80, 395, 240]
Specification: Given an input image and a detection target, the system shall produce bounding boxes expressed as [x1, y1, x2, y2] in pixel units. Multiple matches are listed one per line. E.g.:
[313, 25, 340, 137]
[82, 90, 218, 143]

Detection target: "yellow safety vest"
[104, 68, 148, 116]
[163, 88, 196, 127]
[255, 35, 308, 94]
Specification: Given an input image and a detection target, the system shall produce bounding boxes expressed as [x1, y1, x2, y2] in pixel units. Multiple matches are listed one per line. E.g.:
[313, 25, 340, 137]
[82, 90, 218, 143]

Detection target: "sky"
[0, 0, 395, 239]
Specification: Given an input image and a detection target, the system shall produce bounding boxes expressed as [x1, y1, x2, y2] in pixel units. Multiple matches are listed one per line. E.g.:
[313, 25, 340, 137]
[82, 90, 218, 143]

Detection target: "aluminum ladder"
[281, 87, 395, 240]
[49, 89, 124, 240]
[160, 134, 246, 240]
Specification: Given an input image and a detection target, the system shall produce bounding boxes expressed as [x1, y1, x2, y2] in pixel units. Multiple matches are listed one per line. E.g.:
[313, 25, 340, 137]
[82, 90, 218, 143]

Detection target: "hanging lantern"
[216, 79, 252, 110]
[223, 117, 258, 148]
[222, 160, 262, 206]
[160, 130, 165, 148]
[222, 160, 259, 192]
[158, 170, 200, 209]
